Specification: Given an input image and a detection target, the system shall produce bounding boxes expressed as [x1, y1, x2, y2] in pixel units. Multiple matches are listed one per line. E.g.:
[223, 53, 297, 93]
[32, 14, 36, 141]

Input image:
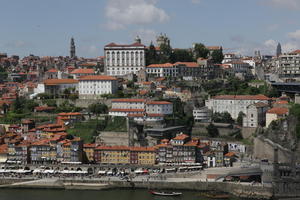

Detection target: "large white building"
[146, 63, 178, 78]
[78, 75, 118, 99]
[205, 95, 270, 119]
[109, 99, 173, 122]
[278, 50, 300, 81]
[104, 40, 146, 76]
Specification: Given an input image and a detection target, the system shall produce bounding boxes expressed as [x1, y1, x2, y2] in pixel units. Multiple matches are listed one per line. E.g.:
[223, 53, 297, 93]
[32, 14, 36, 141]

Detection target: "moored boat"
[149, 190, 182, 196]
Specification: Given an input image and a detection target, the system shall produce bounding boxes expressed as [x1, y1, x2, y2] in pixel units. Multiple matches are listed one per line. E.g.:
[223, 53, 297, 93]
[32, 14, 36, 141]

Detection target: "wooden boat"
[149, 190, 182, 196]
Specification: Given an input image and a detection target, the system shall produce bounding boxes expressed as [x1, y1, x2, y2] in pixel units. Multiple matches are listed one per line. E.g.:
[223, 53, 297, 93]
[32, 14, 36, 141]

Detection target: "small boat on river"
[149, 190, 182, 196]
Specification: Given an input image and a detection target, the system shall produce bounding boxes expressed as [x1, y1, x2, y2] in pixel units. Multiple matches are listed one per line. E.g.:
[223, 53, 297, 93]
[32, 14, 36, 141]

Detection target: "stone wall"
[111, 181, 273, 199]
[253, 136, 292, 163]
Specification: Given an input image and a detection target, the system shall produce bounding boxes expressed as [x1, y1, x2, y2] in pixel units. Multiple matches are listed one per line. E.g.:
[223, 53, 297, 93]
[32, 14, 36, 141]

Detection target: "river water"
[0, 188, 246, 200]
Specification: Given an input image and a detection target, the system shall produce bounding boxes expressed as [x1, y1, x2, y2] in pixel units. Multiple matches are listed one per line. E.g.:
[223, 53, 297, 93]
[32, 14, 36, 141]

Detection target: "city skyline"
[1, 0, 300, 57]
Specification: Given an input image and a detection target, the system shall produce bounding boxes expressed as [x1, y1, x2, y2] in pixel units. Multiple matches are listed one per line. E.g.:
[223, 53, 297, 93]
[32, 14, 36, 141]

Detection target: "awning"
[42, 170, 55, 174]
[33, 169, 44, 173]
[0, 158, 7, 163]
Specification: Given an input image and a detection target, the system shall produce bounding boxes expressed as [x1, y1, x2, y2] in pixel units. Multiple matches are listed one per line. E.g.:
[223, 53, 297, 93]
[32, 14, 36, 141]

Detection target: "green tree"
[146, 42, 158, 65]
[211, 49, 224, 63]
[193, 43, 209, 59]
[12, 96, 24, 114]
[24, 99, 39, 112]
[212, 112, 234, 124]
[237, 111, 245, 126]
[159, 43, 172, 63]
[170, 49, 194, 63]
[206, 123, 219, 138]
[88, 103, 108, 115]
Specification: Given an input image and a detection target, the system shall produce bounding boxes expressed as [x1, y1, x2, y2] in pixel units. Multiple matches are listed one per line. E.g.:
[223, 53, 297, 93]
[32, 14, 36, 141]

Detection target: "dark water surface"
[0, 188, 246, 200]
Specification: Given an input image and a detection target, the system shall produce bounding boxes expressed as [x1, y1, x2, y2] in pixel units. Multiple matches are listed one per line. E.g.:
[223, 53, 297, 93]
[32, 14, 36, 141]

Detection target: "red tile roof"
[267, 107, 289, 115]
[225, 152, 236, 157]
[79, 75, 117, 81]
[274, 100, 288, 105]
[213, 95, 270, 101]
[58, 112, 82, 116]
[47, 68, 58, 73]
[291, 49, 300, 54]
[174, 62, 199, 67]
[173, 133, 189, 140]
[147, 63, 174, 68]
[147, 101, 172, 105]
[70, 68, 95, 74]
[44, 79, 78, 85]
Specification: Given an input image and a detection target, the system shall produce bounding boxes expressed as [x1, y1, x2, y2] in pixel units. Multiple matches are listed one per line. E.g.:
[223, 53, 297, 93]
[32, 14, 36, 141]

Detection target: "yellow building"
[130, 147, 156, 165]
[83, 143, 96, 163]
[95, 146, 130, 164]
[0, 144, 8, 163]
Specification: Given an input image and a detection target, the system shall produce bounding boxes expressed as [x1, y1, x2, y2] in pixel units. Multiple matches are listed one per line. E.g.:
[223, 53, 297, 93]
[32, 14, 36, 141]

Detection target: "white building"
[109, 99, 173, 122]
[278, 50, 300, 81]
[78, 75, 118, 99]
[222, 53, 239, 63]
[243, 102, 269, 128]
[266, 107, 289, 127]
[206, 95, 270, 119]
[146, 63, 178, 78]
[44, 79, 78, 96]
[104, 41, 146, 76]
[146, 101, 173, 115]
[193, 107, 212, 122]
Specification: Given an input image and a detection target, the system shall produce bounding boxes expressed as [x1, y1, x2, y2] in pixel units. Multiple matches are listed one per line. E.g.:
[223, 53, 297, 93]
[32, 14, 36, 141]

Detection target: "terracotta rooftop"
[58, 112, 82, 116]
[225, 152, 237, 157]
[267, 107, 289, 115]
[47, 68, 58, 73]
[274, 100, 288, 105]
[79, 75, 117, 81]
[147, 101, 172, 105]
[172, 133, 190, 140]
[147, 63, 174, 68]
[44, 79, 78, 85]
[174, 62, 199, 67]
[213, 95, 270, 101]
[70, 68, 95, 74]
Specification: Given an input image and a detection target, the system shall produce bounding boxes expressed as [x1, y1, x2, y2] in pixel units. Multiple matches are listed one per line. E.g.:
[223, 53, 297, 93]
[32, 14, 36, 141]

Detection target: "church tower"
[134, 35, 141, 44]
[70, 37, 76, 58]
[276, 43, 282, 57]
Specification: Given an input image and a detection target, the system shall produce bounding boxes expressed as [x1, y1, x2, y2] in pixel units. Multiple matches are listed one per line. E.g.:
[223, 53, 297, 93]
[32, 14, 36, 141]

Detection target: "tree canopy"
[193, 43, 209, 59]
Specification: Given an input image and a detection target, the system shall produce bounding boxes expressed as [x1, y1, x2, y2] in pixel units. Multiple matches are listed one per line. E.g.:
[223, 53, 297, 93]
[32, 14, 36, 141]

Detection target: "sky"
[1, 0, 300, 58]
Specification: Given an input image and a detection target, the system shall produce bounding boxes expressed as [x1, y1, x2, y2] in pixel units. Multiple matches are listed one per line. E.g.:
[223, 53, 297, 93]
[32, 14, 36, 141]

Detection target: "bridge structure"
[271, 82, 300, 94]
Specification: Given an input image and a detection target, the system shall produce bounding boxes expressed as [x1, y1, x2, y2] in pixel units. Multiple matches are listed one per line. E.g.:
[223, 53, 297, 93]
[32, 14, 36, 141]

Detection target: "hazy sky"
[1, 0, 300, 58]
